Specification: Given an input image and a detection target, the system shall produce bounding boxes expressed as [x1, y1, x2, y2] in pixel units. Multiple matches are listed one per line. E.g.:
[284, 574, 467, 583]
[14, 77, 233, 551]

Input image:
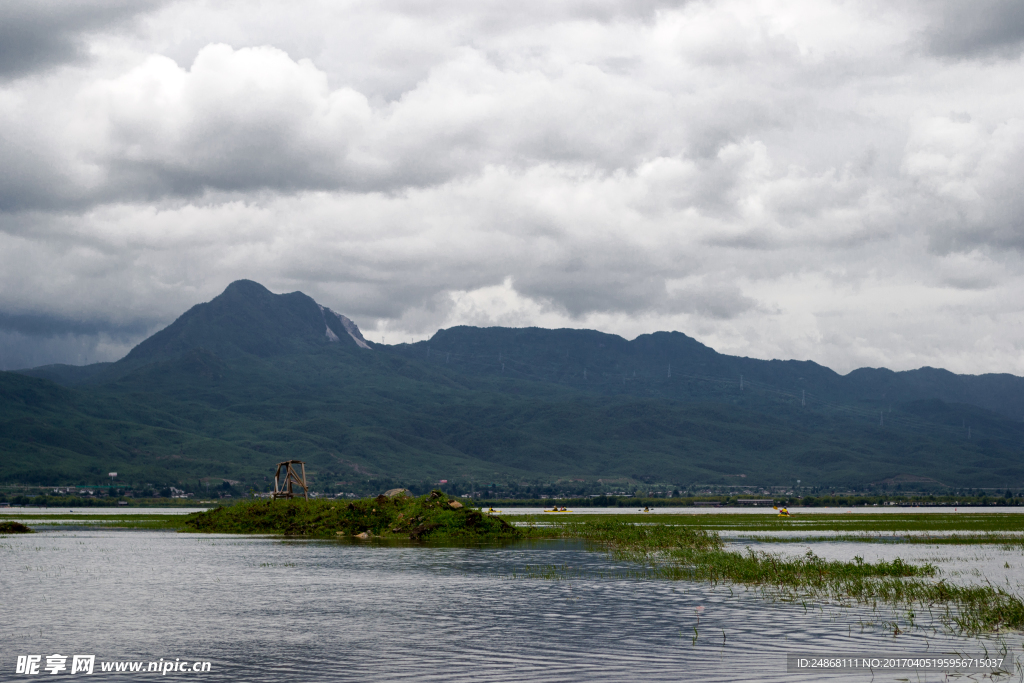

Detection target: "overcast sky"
[1, 0, 1023, 375]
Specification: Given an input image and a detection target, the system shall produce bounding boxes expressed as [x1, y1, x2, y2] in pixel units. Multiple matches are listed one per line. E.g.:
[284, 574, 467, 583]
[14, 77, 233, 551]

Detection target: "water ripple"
[1, 531, 1021, 682]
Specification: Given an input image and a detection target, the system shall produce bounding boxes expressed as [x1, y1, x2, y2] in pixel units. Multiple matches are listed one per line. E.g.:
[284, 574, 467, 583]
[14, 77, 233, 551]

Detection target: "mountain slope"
[393, 326, 1024, 421]
[5, 280, 1024, 491]
[7, 361, 1022, 489]
[0, 370, 268, 484]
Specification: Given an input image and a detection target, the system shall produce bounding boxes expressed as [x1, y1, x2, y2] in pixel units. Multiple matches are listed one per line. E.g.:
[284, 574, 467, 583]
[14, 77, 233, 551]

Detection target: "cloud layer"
[1, 0, 1023, 375]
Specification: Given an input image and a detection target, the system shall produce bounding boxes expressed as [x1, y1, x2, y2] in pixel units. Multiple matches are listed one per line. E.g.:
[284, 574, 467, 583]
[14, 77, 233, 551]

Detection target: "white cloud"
[904, 114, 1024, 251]
[1, 0, 1024, 375]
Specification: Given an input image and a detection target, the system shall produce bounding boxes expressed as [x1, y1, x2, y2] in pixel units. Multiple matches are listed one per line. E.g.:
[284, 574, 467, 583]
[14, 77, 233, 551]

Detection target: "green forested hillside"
[4, 280, 1024, 492]
[391, 326, 1024, 421]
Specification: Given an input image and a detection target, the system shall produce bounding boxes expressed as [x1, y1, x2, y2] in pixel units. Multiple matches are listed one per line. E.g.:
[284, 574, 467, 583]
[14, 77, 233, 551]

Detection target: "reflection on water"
[1, 531, 1022, 682]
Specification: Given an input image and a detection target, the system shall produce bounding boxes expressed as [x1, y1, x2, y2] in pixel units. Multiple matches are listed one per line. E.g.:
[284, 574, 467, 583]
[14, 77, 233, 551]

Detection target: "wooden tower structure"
[272, 460, 308, 500]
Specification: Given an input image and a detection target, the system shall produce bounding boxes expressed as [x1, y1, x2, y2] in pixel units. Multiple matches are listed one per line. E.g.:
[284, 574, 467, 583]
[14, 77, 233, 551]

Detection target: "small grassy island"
[0, 521, 32, 534]
[184, 490, 520, 541]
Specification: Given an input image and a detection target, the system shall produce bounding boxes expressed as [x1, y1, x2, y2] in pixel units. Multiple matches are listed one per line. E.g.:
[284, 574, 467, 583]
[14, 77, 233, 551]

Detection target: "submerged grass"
[548, 519, 1024, 633]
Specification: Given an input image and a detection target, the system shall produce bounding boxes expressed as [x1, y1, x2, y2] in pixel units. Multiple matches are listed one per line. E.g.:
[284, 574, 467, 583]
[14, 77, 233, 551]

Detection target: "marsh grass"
[734, 532, 1024, 546]
[547, 519, 1024, 633]
[517, 512, 1024, 534]
[0, 515, 189, 531]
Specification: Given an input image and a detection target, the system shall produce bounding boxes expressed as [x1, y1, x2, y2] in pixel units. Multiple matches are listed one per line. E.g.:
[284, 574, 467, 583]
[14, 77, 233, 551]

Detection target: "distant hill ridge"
[4, 279, 1024, 488]
[396, 327, 1024, 423]
[17, 279, 1024, 421]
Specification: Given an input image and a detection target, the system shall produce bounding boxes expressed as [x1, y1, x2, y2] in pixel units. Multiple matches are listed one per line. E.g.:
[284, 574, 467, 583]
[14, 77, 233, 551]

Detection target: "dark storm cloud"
[923, 0, 1024, 58]
[0, 1, 164, 81]
[0, 312, 156, 371]
[0, 310, 153, 338]
[0, 330, 141, 370]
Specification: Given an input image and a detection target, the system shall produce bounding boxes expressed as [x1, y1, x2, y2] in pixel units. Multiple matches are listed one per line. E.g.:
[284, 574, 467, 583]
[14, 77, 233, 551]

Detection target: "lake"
[3, 526, 1023, 682]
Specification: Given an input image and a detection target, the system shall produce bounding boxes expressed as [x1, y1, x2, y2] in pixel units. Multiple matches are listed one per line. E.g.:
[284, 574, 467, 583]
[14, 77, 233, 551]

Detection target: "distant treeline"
[0, 495, 206, 508]
[6, 492, 1022, 509]
[478, 494, 1024, 508]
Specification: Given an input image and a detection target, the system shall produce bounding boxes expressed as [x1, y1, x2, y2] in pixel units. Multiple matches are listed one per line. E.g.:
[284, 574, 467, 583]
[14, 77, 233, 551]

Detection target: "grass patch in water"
[182, 491, 522, 541]
[0, 514, 192, 530]
[548, 519, 1024, 633]
[0, 521, 32, 534]
[737, 532, 1024, 546]
[516, 512, 1024, 533]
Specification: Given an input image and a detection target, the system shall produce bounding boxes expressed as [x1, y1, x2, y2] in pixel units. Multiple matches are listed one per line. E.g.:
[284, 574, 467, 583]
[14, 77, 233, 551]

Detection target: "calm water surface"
[2, 530, 1023, 682]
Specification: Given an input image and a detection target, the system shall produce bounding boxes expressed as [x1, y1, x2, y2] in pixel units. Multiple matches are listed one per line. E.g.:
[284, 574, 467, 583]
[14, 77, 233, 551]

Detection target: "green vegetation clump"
[183, 491, 521, 541]
[560, 520, 930, 585]
[0, 521, 32, 533]
[558, 519, 723, 552]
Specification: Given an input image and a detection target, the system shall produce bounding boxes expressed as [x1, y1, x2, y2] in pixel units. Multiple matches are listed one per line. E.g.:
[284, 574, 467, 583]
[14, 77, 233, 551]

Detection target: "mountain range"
[3, 279, 1024, 492]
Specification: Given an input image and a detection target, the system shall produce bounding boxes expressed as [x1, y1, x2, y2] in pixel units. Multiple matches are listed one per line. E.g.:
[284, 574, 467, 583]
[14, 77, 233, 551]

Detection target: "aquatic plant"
[551, 519, 1024, 633]
[0, 521, 32, 534]
[557, 519, 722, 552]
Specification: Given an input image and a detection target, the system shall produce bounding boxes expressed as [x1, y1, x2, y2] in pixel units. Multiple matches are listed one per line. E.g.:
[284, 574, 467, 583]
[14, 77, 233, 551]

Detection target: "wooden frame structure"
[272, 460, 308, 500]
